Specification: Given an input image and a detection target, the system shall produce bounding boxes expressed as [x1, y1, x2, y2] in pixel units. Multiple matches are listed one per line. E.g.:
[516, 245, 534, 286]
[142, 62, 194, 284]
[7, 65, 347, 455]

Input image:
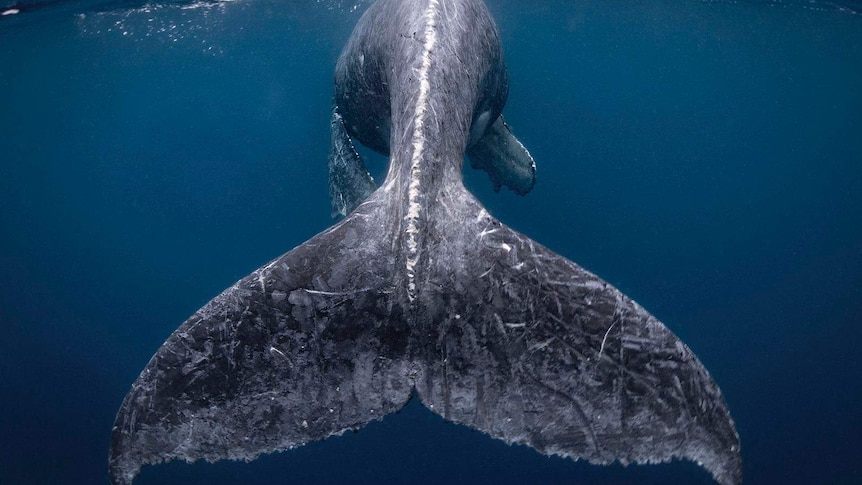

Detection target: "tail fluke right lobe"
[413, 196, 741, 485]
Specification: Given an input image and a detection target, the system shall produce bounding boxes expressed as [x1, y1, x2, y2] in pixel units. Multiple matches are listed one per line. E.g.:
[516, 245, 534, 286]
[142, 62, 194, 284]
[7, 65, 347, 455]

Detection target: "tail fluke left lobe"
[109, 194, 412, 485]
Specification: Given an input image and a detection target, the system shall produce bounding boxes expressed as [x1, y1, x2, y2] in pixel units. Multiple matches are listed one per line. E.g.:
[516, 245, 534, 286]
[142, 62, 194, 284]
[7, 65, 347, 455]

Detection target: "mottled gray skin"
[329, 105, 536, 217]
[328, 0, 535, 217]
[328, 106, 376, 216]
[109, 1, 741, 484]
[467, 115, 536, 194]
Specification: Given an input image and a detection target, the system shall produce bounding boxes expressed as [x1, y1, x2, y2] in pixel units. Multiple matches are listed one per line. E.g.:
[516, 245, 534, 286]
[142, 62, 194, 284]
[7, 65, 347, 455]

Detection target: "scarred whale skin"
[108, 1, 741, 484]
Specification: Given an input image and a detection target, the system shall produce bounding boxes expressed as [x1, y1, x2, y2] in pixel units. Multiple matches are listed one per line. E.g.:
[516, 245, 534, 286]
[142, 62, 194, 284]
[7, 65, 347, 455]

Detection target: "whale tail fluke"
[413, 191, 741, 485]
[108, 191, 413, 485]
[110, 187, 740, 485]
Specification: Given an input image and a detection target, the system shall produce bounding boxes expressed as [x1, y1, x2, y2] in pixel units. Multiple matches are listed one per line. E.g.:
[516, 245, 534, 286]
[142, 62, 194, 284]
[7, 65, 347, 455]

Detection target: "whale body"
[109, 1, 741, 484]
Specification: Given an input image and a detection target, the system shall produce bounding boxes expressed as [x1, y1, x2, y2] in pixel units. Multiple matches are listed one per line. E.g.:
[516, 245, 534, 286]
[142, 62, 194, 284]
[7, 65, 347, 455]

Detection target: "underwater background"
[1, 0, 860, 484]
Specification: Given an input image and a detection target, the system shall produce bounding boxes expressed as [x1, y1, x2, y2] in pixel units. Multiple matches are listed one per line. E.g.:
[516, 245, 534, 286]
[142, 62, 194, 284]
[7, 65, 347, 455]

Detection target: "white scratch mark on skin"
[405, 0, 440, 301]
[258, 259, 279, 293]
[303, 288, 373, 296]
[529, 337, 556, 353]
[598, 320, 617, 360]
[304, 289, 344, 296]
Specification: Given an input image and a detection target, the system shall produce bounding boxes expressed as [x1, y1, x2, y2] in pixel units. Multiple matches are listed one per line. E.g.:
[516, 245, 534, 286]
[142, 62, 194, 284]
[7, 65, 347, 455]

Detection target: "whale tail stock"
[109, 181, 741, 485]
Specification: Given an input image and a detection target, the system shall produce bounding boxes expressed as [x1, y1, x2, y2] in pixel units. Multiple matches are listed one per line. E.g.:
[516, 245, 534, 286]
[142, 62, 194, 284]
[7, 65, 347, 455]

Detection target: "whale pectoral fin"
[328, 105, 377, 217]
[416, 214, 741, 485]
[467, 116, 537, 195]
[109, 204, 410, 485]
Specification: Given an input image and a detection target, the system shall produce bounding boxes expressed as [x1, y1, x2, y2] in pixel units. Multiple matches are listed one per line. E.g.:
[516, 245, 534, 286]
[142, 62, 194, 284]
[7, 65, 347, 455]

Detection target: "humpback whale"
[109, 0, 741, 484]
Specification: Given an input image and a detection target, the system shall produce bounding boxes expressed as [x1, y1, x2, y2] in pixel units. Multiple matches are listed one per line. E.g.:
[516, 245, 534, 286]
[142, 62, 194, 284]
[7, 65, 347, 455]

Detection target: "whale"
[108, 1, 741, 484]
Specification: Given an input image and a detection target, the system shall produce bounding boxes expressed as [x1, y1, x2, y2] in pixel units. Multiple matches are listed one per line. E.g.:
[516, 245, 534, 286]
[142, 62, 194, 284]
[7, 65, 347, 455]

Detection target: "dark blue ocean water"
[1, 0, 860, 484]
